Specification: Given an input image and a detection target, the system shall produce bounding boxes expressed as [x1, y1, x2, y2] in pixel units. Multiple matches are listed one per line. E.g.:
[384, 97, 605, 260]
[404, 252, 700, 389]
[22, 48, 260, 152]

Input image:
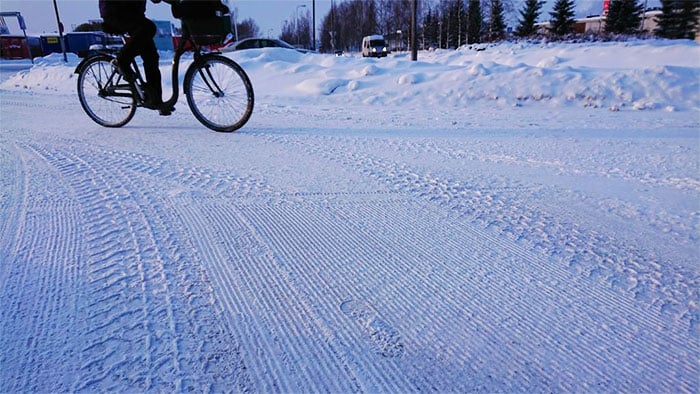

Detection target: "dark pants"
[104, 16, 162, 103]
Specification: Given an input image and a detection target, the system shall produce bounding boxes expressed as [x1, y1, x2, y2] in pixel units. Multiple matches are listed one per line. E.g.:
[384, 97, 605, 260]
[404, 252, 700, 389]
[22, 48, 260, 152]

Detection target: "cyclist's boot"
[158, 101, 175, 116]
[141, 83, 159, 109]
[143, 83, 174, 116]
[111, 58, 136, 83]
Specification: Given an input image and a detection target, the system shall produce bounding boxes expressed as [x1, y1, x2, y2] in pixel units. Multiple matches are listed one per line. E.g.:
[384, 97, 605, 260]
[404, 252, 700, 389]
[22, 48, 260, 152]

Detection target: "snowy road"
[1, 39, 699, 392]
[1, 88, 697, 392]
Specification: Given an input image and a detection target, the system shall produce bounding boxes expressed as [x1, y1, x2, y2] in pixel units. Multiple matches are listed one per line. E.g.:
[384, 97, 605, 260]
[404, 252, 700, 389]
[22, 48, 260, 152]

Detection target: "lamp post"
[296, 4, 307, 47]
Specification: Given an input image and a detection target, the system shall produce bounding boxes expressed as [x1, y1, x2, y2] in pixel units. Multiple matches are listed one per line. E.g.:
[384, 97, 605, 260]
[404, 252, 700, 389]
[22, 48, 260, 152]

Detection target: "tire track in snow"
[74, 146, 397, 390]
[0, 141, 26, 279]
[0, 91, 72, 112]
[0, 142, 82, 392]
[237, 202, 417, 391]
[334, 199, 692, 392]
[28, 144, 160, 391]
[87, 147, 271, 200]
[176, 200, 398, 392]
[24, 144, 251, 392]
[264, 133, 698, 335]
[258, 132, 698, 392]
[245, 198, 588, 391]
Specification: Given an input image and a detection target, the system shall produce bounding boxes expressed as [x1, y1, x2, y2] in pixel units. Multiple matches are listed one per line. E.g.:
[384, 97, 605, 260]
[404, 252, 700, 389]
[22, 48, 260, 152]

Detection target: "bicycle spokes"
[184, 55, 254, 132]
[77, 55, 137, 128]
[198, 64, 225, 98]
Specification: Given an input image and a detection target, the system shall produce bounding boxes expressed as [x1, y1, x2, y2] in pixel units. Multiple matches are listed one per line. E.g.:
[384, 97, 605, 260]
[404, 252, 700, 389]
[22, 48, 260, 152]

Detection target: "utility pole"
[312, 0, 316, 51]
[52, 0, 67, 62]
[411, 0, 418, 60]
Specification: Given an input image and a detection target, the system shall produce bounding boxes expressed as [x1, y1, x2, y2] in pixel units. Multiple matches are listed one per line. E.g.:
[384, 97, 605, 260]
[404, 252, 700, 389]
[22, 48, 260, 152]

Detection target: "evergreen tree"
[515, 0, 545, 37]
[605, 0, 644, 34]
[363, 0, 379, 36]
[549, 0, 576, 36]
[655, 0, 700, 39]
[677, 0, 700, 38]
[423, 7, 440, 48]
[467, 0, 483, 43]
[655, 0, 678, 37]
[444, 0, 466, 48]
[237, 18, 260, 40]
[488, 0, 507, 41]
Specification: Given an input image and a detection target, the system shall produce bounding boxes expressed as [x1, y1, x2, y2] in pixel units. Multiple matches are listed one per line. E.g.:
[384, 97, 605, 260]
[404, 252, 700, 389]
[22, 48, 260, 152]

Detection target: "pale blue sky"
[0, 0, 659, 37]
[0, 0, 333, 37]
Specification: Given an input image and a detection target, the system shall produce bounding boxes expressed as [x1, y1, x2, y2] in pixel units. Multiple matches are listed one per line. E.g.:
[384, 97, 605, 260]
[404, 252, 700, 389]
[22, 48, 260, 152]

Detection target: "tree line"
[301, 0, 699, 53]
[74, 0, 699, 51]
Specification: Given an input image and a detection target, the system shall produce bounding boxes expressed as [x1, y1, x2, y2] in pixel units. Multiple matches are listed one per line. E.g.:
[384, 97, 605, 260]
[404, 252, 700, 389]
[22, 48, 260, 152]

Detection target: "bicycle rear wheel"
[77, 55, 136, 128]
[184, 55, 254, 132]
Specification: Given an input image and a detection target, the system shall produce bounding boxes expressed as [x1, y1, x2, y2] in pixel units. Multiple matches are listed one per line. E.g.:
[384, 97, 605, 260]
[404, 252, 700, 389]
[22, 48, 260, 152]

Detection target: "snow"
[1, 39, 698, 392]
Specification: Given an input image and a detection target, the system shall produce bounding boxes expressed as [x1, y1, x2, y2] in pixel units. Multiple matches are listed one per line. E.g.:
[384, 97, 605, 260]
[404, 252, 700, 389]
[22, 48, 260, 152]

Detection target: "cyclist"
[99, 0, 173, 115]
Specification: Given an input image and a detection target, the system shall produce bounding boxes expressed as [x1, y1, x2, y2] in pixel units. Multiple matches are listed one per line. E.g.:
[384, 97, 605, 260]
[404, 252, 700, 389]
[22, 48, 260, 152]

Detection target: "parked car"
[222, 38, 308, 53]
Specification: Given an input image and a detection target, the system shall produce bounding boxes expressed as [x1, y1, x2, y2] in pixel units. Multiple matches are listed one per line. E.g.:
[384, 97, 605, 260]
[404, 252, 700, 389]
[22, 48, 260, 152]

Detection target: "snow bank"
[2, 39, 699, 112]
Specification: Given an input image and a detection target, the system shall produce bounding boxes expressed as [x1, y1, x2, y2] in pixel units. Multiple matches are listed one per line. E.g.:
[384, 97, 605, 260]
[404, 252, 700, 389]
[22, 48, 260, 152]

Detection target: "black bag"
[170, 0, 228, 45]
[181, 16, 226, 45]
[170, 0, 228, 18]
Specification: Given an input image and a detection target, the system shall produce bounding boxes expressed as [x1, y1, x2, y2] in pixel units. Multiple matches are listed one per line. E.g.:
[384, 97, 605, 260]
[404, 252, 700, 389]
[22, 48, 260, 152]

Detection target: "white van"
[361, 35, 388, 58]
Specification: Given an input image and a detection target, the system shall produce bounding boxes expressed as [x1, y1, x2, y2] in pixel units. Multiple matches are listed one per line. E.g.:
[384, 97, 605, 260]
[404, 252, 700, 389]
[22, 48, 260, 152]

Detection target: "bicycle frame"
[74, 33, 220, 109]
[162, 34, 215, 109]
[75, 25, 253, 132]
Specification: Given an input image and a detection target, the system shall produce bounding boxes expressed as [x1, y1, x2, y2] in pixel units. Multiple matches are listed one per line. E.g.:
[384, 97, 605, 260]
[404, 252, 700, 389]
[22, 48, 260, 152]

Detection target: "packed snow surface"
[1, 39, 698, 392]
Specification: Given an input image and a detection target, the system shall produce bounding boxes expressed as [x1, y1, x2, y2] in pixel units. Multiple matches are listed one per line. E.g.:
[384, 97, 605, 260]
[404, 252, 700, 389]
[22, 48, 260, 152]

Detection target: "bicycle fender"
[74, 55, 112, 74]
[74, 56, 95, 74]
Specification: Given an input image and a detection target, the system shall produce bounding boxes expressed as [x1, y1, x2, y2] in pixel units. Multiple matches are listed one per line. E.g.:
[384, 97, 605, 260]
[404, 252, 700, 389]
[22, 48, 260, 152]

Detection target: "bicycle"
[75, 16, 254, 132]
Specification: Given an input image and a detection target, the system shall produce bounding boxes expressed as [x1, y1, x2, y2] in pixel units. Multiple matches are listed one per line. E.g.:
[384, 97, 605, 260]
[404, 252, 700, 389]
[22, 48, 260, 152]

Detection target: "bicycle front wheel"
[77, 55, 136, 128]
[184, 55, 254, 132]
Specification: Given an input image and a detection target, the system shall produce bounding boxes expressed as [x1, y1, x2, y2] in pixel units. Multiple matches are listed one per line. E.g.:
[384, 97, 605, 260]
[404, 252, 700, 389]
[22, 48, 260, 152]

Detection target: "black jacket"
[99, 0, 147, 19]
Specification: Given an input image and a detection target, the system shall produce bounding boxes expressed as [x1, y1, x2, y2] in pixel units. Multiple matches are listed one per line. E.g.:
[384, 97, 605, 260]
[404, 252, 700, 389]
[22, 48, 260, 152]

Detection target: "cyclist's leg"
[129, 18, 171, 114]
[103, 17, 136, 81]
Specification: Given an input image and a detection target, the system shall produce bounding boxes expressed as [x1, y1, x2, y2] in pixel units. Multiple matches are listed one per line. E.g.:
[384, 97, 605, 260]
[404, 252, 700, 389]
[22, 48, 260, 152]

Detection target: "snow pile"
[2, 39, 699, 112]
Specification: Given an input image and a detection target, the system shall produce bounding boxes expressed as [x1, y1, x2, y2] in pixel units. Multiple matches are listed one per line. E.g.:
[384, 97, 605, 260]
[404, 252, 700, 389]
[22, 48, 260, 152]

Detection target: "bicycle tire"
[77, 55, 136, 128]
[184, 54, 254, 132]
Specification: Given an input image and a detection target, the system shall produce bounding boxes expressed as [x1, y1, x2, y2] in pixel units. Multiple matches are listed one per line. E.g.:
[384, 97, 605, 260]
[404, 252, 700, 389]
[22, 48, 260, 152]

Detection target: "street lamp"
[296, 4, 307, 47]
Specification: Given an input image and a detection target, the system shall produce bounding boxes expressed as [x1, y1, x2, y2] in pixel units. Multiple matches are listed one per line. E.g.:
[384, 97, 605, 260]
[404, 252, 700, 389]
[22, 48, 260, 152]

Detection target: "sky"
[0, 0, 660, 38]
[0, 0, 332, 37]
